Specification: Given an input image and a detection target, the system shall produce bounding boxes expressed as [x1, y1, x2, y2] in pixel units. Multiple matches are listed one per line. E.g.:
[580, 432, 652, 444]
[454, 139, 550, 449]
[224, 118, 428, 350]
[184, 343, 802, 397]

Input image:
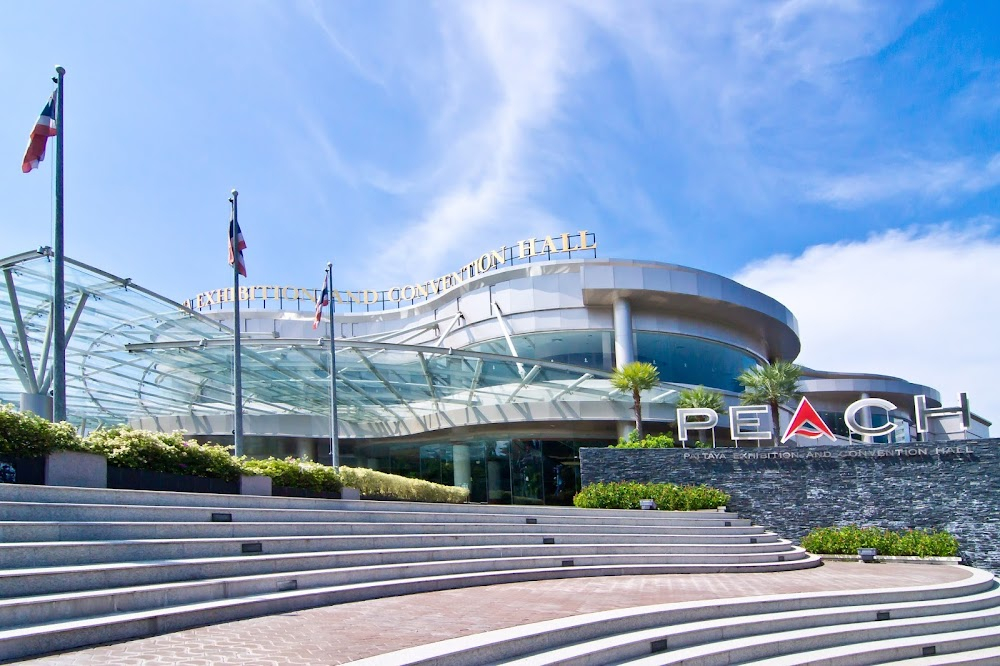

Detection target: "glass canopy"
[0, 249, 683, 428]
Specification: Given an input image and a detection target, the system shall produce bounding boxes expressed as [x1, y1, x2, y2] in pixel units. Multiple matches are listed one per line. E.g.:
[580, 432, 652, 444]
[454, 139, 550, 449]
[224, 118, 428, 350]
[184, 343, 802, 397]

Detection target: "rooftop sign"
[184, 231, 597, 313]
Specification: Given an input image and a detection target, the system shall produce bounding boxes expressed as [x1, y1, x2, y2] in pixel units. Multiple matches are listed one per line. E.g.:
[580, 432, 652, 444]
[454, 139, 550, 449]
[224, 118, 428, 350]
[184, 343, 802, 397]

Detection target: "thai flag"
[22, 91, 57, 173]
[228, 216, 247, 277]
[313, 280, 330, 329]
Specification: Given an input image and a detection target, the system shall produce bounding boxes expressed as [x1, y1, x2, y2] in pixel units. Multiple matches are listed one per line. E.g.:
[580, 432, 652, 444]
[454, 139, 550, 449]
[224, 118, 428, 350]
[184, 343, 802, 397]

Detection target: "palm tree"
[736, 361, 802, 446]
[676, 386, 725, 413]
[610, 361, 660, 439]
[676, 386, 726, 447]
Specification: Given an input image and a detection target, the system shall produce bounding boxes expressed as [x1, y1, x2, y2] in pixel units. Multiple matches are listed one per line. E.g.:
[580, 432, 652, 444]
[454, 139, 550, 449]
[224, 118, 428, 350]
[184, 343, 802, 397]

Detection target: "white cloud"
[734, 224, 1000, 435]
[808, 154, 1000, 207]
[371, 3, 587, 283]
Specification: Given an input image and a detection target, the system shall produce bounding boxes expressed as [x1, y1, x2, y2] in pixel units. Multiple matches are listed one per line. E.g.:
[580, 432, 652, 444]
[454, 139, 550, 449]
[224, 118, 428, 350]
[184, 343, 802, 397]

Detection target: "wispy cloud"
[807, 154, 1000, 207]
[734, 222, 1000, 433]
[371, 3, 588, 283]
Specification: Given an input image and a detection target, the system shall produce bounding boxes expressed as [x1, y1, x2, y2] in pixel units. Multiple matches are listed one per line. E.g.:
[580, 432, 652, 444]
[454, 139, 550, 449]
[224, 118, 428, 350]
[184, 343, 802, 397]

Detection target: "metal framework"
[0, 250, 686, 429]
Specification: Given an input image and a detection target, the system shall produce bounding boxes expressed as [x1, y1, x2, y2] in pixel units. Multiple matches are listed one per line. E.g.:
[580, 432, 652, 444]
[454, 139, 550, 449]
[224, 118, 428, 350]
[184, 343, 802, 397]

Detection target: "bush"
[84, 426, 244, 481]
[241, 457, 342, 493]
[0, 404, 83, 457]
[801, 525, 960, 557]
[612, 431, 675, 449]
[573, 481, 729, 510]
[340, 466, 469, 503]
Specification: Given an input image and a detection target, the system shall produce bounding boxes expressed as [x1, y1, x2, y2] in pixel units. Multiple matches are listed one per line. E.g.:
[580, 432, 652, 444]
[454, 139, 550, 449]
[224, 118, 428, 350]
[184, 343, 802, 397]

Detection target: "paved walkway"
[20, 562, 971, 665]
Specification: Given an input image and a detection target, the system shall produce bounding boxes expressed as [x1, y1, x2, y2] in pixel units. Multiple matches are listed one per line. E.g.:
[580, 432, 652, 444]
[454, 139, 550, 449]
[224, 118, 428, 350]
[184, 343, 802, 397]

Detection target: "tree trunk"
[771, 399, 780, 446]
[633, 389, 643, 439]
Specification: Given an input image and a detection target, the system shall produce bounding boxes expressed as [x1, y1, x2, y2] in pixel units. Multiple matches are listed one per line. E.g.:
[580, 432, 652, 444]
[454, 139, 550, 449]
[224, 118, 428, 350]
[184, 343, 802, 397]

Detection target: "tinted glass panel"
[635, 332, 758, 392]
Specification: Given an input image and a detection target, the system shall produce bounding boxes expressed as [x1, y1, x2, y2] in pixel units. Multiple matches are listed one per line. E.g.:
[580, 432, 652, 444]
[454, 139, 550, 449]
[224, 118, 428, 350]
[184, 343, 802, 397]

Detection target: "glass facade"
[634, 331, 759, 393]
[464, 331, 615, 371]
[465, 330, 759, 393]
[368, 438, 603, 505]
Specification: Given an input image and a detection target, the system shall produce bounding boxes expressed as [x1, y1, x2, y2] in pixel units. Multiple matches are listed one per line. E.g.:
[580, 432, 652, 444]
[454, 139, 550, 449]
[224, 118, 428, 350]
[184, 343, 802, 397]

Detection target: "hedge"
[611, 432, 675, 449]
[573, 481, 729, 510]
[0, 404, 84, 457]
[340, 466, 469, 504]
[86, 426, 244, 481]
[0, 406, 466, 503]
[241, 457, 342, 493]
[801, 525, 960, 557]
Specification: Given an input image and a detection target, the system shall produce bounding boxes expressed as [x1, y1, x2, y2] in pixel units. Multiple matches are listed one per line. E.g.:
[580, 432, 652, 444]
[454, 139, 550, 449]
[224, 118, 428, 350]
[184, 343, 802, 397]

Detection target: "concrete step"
[0, 557, 826, 663]
[0, 520, 780, 543]
[342, 568, 998, 666]
[0, 535, 798, 568]
[877, 644, 1000, 664]
[735, 626, 1000, 665]
[0, 554, 823, 631]
[0, 501, 755, 528]
[0, 545, 813, 597]
[0, 484, 730, 519]
[616, 600, 1000, 665]
[504, 584, 1000, 665]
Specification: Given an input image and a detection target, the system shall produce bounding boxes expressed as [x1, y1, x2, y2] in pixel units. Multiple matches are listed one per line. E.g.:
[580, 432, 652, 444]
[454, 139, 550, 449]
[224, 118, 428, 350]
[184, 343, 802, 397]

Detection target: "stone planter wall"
[580, 439, 1000, 572]
[107, 466, 240, 495]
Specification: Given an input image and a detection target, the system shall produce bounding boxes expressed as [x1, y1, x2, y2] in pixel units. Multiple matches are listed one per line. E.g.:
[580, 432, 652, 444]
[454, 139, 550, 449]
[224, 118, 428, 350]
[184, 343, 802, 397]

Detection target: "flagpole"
[327, 262, 340, 467]
[52, 65, 67, 422]
[230, 190, 244, 457]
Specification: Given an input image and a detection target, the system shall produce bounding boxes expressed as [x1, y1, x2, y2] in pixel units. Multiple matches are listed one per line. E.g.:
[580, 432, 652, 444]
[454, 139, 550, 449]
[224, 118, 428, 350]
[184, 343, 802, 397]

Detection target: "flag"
[228, 216, 247, 277]
[313, 279, 330, 330]
[22, 91, 57, 173]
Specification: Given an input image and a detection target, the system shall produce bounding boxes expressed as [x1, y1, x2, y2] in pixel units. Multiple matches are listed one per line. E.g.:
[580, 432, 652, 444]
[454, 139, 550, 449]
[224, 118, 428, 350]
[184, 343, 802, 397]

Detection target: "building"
[0, 235, 990, 504]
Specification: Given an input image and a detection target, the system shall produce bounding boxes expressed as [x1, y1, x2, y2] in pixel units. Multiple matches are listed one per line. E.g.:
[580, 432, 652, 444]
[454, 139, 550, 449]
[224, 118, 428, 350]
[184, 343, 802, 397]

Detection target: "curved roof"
[0, 249, 685, 428]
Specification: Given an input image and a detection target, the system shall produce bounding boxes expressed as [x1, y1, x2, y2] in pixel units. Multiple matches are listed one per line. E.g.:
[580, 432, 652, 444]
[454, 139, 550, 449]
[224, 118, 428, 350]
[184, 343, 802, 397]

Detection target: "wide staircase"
[0, 483, 815, 662]
[354, 566, 1000, 665]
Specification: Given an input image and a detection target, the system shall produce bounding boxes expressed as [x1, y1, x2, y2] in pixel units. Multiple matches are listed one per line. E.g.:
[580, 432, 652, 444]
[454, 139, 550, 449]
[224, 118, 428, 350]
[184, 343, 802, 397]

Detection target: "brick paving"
[18, 563, 971, 665]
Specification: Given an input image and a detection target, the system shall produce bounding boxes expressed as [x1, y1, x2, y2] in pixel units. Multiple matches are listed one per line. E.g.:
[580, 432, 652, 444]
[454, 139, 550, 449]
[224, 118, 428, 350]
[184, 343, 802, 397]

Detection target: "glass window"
[634, 332, 759, 393]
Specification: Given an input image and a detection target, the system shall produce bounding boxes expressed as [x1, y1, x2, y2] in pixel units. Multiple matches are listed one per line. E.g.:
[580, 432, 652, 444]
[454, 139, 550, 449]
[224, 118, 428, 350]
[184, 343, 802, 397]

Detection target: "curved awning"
[0, 249, 685, 428]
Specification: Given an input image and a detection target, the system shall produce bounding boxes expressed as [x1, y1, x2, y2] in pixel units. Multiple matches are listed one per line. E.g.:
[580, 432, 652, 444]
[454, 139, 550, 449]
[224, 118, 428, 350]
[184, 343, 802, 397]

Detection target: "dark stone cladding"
[580, 439, 1000, 572]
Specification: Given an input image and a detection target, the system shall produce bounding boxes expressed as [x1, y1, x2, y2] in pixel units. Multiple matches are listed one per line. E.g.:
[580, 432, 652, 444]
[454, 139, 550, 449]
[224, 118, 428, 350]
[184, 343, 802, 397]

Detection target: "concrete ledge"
[45, 451, 107, 489]
[239, 475, 271, 496]
[819, 554, 963, 566]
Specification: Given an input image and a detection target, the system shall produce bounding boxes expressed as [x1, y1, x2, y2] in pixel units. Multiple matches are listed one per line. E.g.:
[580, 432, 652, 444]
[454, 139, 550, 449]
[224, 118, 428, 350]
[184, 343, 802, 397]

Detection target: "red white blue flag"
[22, 91, 57, 173]
[228, 216, 247, 277]
[313, 279, 330, 329]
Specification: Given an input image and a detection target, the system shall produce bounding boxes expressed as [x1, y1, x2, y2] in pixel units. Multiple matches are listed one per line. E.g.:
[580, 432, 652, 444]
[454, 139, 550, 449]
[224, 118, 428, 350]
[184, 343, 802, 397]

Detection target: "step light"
[211, 512, 232, 522]
[242, 542, 263, 554]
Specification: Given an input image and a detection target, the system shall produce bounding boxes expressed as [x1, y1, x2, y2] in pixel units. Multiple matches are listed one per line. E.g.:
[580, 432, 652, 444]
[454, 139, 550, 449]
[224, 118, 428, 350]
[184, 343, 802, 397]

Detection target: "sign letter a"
[781, 397, 836, 443]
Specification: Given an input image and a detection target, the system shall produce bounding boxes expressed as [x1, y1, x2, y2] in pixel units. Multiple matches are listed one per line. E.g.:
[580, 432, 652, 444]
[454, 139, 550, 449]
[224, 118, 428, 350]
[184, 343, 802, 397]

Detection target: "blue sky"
[2, 1, 998, 428]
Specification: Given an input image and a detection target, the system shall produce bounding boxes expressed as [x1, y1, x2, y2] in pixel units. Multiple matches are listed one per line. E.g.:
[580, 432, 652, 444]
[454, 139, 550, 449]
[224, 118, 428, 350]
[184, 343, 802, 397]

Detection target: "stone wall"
[580, 439, 1000, 572]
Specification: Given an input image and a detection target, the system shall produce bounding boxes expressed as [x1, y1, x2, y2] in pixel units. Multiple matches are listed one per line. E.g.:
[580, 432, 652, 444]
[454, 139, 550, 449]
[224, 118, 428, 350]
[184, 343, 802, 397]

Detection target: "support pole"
[53, 65, 67, 421]
[327, 262, 340, 467]
[230, 190, 244, 457]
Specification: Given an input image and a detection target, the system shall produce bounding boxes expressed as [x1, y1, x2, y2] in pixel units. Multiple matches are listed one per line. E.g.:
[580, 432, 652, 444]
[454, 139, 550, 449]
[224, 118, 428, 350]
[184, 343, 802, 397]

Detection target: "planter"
[0, 455, 45, 485]
[46, 450, 107, 488]
[817, 554, 963, 565]
[271, 485, 341, 500]
[239, 474, 272, 496]
[0, 452, 106, 488]
[107, 466, 239, 494]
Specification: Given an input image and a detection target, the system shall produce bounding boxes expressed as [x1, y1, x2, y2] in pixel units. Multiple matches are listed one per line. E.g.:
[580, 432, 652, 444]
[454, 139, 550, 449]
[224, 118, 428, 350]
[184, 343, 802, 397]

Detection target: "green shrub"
[0, 404, 84, 457]
[612, 431, 675, 449]
[801, 525, 960, 557]
[340, 466, 469, 503]
[573, 481, 729, 510]
[241, 457, 342, 493]
[84, 426, 243, 481]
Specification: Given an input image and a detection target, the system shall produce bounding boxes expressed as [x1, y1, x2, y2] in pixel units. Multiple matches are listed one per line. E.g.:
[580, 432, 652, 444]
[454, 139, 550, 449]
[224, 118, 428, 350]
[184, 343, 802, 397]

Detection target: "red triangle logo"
[781, 397, 836, 443]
